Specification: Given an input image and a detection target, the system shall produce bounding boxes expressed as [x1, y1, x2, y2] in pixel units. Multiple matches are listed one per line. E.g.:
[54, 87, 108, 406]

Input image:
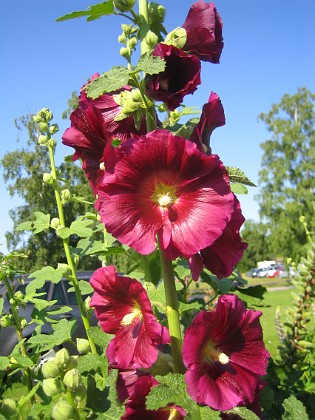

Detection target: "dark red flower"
[97, 129, 235, 259]
[62, 74, 147, 194]
[145, 43, 201, 111]
[182, 294, 270, 411]
[89, 266, 169, 369]
[182, 0, 224, 63]
[189, 196, 247, 279]
[189, 91, 225, 154]
[121, 374, 186, 419]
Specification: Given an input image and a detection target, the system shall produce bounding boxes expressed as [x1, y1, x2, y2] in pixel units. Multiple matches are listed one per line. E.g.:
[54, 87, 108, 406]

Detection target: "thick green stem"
[158, 236, 185, 373]
[47, 145, 97, 355]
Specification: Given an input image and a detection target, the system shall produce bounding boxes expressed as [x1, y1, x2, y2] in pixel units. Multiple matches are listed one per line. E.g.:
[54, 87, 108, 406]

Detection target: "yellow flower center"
[204, 342, 229, 365]
[151, 183, 177, 208]
[99, 162, 105, 171]
[121, 303, 142, 326]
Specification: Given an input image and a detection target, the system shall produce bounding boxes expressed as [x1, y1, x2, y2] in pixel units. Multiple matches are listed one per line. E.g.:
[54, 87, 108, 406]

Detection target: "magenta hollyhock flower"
[89, 266, 170, 369]
[97, 129, 235, 259]
[189, 91, 225, 154]
[145, 43, 201, 111]
[189, 196, 247, 280]
[182, 294, 270, 411]
[121, 374, 186, 419]
[182, 0, 224, 63]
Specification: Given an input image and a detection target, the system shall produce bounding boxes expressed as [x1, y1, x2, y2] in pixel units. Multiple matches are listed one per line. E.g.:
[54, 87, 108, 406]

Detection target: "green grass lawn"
[259, 287, 296, 359]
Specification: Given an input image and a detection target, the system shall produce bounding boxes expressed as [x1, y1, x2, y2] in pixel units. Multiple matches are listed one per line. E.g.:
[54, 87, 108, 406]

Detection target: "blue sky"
[1, 0, 314, 254]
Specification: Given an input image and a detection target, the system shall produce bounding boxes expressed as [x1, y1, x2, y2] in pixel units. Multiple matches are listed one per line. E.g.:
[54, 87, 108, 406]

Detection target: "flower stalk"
[158, 236, 185, 373]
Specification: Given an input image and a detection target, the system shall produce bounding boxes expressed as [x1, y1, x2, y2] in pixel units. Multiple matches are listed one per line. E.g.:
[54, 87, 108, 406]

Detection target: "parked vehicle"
[0, 271, 97, 356]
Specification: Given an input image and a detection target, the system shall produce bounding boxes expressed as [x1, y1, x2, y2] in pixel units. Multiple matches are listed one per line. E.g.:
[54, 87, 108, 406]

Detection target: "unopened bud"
[55, 348, 70, 369]
[145, 30, 158, 49]
[43, 377, 63, 397]
[63, 368, 82, 390]
[39, 122, 49, 133]
[42, 360, 61, 378]
[121, 23, 133, 36]
[0, 314, 12, 328]
[20, 318, 28, 329]
[61, 189, 71, 204]
[165, 27, 187, 49]
[38, 134, 48, 145]
[14, 290, 24, 302]
[77, 338, 90, 355]
[149, 3, 166, 23]
[52, 400, 74, 420]
[114, 0, 135, 13]
[33, 114, 42, 123]
[48, 138, 57, 148]
[51, 218, 60, 229]
[49, 124, 59, 134]
[65, 355, 79, 371]
[0, 399, 17, 418]
[43, 172, 54, 185]
[118, 34, 127, 44]
[120, 47, 130, 59]
[129, 36, 138, 49]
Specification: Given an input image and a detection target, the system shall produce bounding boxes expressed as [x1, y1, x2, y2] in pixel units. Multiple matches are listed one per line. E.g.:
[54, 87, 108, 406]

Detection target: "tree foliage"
[1, 114, 97, 271]
[257, 87, 315, 263]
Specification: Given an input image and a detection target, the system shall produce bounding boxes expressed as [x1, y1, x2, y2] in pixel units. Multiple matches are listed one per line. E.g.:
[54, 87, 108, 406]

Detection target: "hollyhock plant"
[182, 0, 224, 63]
[189, 91, 226, 154]
[182, 294, 270, 411]
[89, 266, 170, 369]
[189, 196, 247, 280]
[97, 129, 235, 259]
[145, 43, 201, 111]
[121, 374, 186, 419]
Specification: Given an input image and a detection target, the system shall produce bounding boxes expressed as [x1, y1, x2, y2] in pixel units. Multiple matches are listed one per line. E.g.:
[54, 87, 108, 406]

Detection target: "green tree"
[1, 113, 98, 271]
[257, 87, 315, 263]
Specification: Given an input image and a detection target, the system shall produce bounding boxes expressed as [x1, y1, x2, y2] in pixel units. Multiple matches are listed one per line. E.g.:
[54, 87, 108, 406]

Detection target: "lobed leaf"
[135, 54, 166, 75]
[85, 67, 130, 99]
[56, 1, 114, 22]
[282, 395, 308, 419]
[226, 166, 256, 187]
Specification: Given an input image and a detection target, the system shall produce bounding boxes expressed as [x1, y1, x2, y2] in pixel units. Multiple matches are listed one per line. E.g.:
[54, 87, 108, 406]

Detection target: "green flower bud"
[55, 348, 70, 369]
[52, 400, 74, 420]
[42, 360, 61, 378]
[14, 290, 24, 301]
[76, 338, 91, 355]
[43, 377, 63, 397]
[129, 36, 138, 49]
[65, 355, 79, 371]
[0, 314, 12, 328]
[20, 318, 28, 329]
[48, 138, 57, 148]
[120, 47, 130, 59]
[118, 34, 127, 44]
[121, 23, 133, 36]
[51, 218, 60, 230]
[114, 0, 135, 13]
[145, 30, 158, 49]
[131, 89, 142, 102]
[165, 27, 187, 49]
[39, 122, 49, 133]
[0, 399, 18, 418]
[61, 189, 71, 204]
[63, 368, 82, 390]
[149, 3, 166, 23]
[43, 172, 54, 185]
[38, 134, 48, 145]
[49, 124, 59, 134]
[33, 114, 43, 123]
[74, 384, 87, 405]
[38, 108, 53, 122]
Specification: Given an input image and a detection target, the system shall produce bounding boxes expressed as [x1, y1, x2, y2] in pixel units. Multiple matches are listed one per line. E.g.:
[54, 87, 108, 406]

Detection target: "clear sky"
[1, 0, 314, 254]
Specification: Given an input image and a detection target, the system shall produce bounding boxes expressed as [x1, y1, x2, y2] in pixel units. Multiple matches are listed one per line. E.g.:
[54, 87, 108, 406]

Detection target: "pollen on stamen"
[158, 193, 174, 207]
[218, 352, 229, 365]
[121, 308, 142, 326]
[99, 162, 105, 171]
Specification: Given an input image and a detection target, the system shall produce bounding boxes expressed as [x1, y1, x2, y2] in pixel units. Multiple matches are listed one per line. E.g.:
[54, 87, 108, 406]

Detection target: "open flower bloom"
[97, 129, 235, 259]
[121, 374, 186, 419]
[182, 294, 270, 411]
[89, 266, 170, 369]
[189, 92, 226, 154]
[145, 43, 201, 111]
[189, 196, 247, 279]
[182, 0, 224, 63]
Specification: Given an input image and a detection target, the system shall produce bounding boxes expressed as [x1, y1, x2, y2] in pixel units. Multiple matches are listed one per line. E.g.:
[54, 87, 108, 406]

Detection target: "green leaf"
[190, 406, 221, 420]
[67, 279, 93, 296]
[234, 285, 267, 308]
[78, 354, 106, 373]
[88, 326, 113, 350]
[58, 218, 94, 239]
[17, 383, 40, 409]
[16, 211, 50, 233]
[10, 354, 34, 368]
[230, 182, 249, 195]
[179, 300, 202, 314]
[26, 266, 65, 294]
[282, 395, 308, 419]
[226, 167, 256, 187]
[27, 318, 77, 351]
[85, 67, 130, 99]
[0, 356, 9, 370]
[56, 1, 114, 22]
[135, 54, 166, 75]
[222, 408, 260, 419]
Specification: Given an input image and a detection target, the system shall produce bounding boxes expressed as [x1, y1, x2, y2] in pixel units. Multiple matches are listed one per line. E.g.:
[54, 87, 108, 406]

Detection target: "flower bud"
[149, 3, 166, 23]
[121, 23, 133, 36]
[51, 218, 60, 230]
[0, 314, 12, 328]
[38, 134, 48, 145]
[74, 384, 87, 405]
[20, 318, 28, 329]
[65, 355, 79, 371]
[0, 399, 18, 418]
[63, 368, 82, 390]
[145, 30, 158, 49]
[165, 27, 187, 49]
[39, 122, 49, 133]
[52, 400, 74, 420]
[49, 124, 59, 134]
[48, 138, 57, 148]
[120, 47, 130, 59]
[114, 0, 135, 13]
[43, 172, 54, 185]
[43, 377, 63, 397]
[14, 290, 24, 302]
[61, 189, 71, 204]
[76, 338, 90, 354]
[33, 114, 42, 123]
[42, 360, 61, 378]
[129, 36, 138, 49]
[55, 348, 70, 369]
[118, 34, 127, 44]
